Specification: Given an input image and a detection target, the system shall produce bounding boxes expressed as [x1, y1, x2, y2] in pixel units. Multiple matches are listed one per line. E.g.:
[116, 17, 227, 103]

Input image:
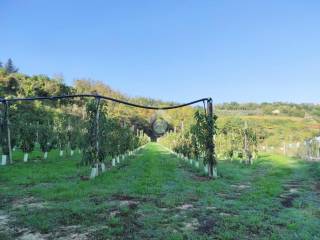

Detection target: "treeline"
[0, 59, 152, 177]
[0, 59, 196, 140]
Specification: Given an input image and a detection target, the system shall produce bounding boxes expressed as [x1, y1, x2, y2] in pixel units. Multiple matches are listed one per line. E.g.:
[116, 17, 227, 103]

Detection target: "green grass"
[0, 143, 319, 239]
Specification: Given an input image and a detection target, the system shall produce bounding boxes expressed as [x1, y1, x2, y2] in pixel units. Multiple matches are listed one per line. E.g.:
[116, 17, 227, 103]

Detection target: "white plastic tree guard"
[1, 155, 7, 165]
[23, 153, 28, 162]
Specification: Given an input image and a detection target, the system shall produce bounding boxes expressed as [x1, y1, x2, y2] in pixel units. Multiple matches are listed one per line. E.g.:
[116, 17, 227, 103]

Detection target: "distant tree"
[4, 58, 18, 74]
[0, 61, 3, 68]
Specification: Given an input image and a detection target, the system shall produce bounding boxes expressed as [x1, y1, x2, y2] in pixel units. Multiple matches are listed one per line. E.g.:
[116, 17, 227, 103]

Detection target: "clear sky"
[1, 0, 320, 103]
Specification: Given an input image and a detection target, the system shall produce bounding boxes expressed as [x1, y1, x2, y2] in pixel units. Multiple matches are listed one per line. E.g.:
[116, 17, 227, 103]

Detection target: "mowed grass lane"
[0, 143, 319, 239]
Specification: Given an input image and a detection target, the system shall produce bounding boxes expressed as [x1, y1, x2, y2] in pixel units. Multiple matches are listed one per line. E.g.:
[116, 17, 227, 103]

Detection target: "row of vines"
[0, 98, 150, 178]
[159, 110, 219, 178]
[159, 111, 259, 177]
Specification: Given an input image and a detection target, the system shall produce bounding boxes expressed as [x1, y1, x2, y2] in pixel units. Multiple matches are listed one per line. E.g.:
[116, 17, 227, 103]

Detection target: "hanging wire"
[0, 94, 210, 110]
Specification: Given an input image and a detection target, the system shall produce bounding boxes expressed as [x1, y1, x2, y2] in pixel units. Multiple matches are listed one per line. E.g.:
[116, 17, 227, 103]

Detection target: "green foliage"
[216, 118, 258, 161]
[0, 74, 20, 95]
[38, 122, 55, 153]
[19, 122, 36, 153]
[159, 110, 218, 168]
[192, 110, 218, 165]
[53, 113, 68, 150]
[17, 105, 38, 153]
[82, 99, 109, 165]
[66, 115, 81, 151]
[80, 99, 149, 166]
[0, 104, 9, 155]
[215, 102, 320, 118]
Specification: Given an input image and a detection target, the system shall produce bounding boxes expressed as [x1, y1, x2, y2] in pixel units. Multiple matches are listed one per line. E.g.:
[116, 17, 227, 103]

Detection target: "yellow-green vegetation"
[0, 143, 319, 239]
[217, 115, 319, 152]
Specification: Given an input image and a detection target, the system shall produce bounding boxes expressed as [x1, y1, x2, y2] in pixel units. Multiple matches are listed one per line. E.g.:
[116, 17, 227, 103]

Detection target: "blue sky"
[1, 0, 320, 103]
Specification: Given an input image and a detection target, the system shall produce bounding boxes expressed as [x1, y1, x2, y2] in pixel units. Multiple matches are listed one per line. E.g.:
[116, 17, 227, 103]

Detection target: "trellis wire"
[0, 94, 210, 110]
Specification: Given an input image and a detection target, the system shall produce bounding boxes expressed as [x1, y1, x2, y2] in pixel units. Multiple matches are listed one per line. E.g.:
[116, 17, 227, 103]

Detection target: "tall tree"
[4, 58, 18, 74]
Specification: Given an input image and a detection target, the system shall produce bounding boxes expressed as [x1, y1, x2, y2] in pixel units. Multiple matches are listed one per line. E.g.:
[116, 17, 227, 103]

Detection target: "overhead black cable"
[0, 94, 210, 110]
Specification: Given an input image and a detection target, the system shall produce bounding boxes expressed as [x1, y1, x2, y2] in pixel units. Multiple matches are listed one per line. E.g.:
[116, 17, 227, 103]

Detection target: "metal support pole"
[95, 97, 101, 164]
[207, 98, 215, 178]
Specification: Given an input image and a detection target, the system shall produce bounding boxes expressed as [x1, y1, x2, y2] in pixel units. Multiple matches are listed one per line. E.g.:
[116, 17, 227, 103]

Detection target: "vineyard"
[0, 67, 320, 239]
[0, 93, 319, 239]
[0, 96, 151, 179]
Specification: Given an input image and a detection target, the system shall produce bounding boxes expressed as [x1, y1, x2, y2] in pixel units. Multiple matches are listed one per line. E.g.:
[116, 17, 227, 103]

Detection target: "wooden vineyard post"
[207, 98, 217, 178]
[95, 97, 102, 174]
[5, 101, 12, 164]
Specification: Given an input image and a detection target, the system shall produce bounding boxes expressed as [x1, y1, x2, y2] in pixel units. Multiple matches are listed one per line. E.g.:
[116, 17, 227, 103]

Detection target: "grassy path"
[0, 143, 319, 239]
